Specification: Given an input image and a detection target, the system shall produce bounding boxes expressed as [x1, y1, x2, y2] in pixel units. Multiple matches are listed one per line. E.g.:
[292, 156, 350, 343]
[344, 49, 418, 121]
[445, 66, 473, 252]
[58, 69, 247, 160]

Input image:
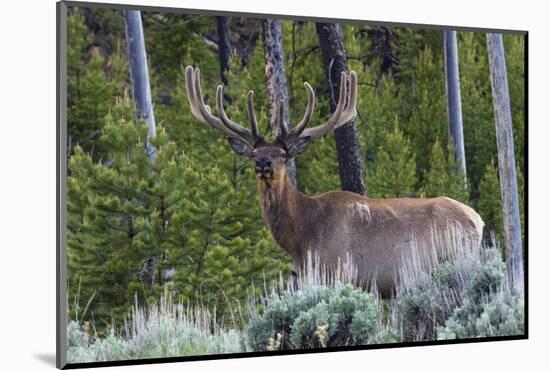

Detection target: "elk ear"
[227, 137, 254, 157]
[287, 136, 312, 158]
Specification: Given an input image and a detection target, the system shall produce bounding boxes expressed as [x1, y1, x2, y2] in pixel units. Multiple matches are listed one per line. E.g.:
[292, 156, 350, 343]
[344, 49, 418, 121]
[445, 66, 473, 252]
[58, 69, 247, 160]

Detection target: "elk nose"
[255, 158, 272, 173]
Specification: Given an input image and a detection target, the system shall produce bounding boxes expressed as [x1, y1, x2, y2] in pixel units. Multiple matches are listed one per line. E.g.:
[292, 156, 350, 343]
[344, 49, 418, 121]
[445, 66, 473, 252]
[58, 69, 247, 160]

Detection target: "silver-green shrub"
[437, 249, 522, 340]
[247, 283, 397, 351]
[437, 291, 524, 339]
[465, 248, 507, 303]
[397, 246, 519, 342]
[67, 247, 524, 362]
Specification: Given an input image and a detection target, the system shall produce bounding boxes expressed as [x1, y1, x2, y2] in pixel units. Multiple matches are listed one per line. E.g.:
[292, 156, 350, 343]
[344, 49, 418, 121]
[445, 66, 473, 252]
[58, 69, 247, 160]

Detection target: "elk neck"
[257, 171, 307, 260]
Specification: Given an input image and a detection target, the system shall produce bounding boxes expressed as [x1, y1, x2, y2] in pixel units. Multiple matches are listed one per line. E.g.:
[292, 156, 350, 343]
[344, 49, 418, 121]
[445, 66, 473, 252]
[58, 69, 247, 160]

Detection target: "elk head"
[184, 66, 358, 185]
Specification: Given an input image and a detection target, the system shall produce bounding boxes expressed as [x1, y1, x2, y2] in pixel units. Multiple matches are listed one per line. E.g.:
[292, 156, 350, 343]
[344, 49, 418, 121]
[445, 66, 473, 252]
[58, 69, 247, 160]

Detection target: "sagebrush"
[67, 245, 524, 363]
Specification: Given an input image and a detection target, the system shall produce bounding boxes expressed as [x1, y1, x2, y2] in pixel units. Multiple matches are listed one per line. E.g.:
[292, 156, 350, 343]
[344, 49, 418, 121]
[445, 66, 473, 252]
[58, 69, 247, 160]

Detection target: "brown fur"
[183, 66, 484, 297]
[255, 145, 484, 296]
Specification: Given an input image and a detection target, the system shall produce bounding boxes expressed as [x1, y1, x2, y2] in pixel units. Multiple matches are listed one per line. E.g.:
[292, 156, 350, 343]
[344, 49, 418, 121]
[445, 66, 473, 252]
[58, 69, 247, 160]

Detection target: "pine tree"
[142, 13, 216, 91]
[405, 47, 447, 184]
[457, 32, 496, 202]
[503, 35, 525, 176]
[162, 161, 291, 320]
[68, 95, 291, 331]
[67, 13, 121, 158]
[423, 139, 469, 204]
[68, 96, 157, 328]
[367, 124, 417, 198]
[478, 160, 503, 246]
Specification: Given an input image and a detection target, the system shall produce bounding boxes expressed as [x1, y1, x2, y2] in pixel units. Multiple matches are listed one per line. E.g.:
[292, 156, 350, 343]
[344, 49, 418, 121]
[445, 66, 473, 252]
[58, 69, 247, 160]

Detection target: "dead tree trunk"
[124, 10, 156, 160]
[316, 22, 366, 195]
[261, 19, 297, 185]
[443, 30, 467, 182]
[124, 10, 158, 288]
[217, 16, 233, 104]
[486, 33, 524, 287]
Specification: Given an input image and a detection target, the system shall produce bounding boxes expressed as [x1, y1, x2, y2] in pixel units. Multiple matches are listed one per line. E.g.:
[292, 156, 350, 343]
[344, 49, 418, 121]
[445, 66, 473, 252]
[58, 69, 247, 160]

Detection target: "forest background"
[65, 5, 525, 334]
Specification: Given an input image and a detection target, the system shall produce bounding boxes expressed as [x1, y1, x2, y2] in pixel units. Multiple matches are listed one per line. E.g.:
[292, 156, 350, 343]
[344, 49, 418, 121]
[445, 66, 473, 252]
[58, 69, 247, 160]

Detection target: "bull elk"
[184, 66, 484, 296]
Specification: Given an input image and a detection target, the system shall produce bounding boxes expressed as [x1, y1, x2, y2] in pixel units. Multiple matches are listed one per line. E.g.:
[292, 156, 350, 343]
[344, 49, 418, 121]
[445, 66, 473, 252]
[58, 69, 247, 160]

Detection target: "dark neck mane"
[258, 175, 305, 259]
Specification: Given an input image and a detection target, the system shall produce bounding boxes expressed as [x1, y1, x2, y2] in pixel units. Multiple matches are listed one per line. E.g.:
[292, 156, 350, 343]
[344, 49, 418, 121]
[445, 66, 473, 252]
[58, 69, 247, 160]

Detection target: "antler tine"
[247, 91, 261, 141]
[334, 70, 357, 128]
[188, 67, 231, 133]
[286, 82, 315, 141]
[184, 66, 256, 146]
[184, 66, 204, 120]
[299, 71, 350, 140]
[216, 85, 257, 144]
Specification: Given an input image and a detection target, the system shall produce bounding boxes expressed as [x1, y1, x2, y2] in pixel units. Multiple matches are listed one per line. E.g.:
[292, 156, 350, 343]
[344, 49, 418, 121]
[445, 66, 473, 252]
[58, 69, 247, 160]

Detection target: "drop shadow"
[34, 353, 57, 367]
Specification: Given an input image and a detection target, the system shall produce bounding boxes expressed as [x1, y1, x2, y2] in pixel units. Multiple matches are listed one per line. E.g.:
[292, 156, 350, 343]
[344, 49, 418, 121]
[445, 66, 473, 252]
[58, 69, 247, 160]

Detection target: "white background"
[0, 0, 546, 368]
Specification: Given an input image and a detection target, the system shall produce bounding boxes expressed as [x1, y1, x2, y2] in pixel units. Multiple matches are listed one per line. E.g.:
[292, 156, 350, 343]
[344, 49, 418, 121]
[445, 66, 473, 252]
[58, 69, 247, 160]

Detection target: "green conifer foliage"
[280, 20, 341, 194]
[404, 47, 447, 183]
[67, 13, 89, 78]
[281, 21, 327, 111]
[143, 13, 216, 91]
[503, 35, 525, 176]
[68, 95, 291, 331]
[68, 97, 156, 327]
[423, 139, 469, 204]
[67, 13, 123, 158]
[343, 25, 404, 173]
[65, 9, 526, 338]
[161, 159, 291, 319]
[477, 161, 523, 248]
[392, 29, 444, 85]
[367, 124, 417, 198]
[357, 77, 403, 163]
[516, 163, 525, 245]
[457, 32, 497, 202]
[477, 160, 503, 245]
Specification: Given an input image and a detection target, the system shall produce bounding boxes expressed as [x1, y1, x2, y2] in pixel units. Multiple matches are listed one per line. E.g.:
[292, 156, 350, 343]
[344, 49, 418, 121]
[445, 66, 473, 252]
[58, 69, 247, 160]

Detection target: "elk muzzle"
[255, 158, 273, 178]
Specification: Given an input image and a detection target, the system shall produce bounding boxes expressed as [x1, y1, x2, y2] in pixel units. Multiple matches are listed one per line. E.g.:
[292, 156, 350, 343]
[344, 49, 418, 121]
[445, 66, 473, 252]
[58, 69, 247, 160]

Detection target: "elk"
[184, 66, 484, 296]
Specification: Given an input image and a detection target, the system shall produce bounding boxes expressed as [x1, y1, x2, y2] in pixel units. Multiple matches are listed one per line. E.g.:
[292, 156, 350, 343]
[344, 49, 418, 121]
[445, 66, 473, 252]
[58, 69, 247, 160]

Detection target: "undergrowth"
[67, 245, 524, 363]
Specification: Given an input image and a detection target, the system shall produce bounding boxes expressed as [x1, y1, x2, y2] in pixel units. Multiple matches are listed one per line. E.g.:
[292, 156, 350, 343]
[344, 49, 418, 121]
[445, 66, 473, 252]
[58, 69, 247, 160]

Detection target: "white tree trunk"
[124, 10, 156, 160]
[443, 31, 467, 182]
[124, 10, 158, 287]
[486, 33, 524, 287]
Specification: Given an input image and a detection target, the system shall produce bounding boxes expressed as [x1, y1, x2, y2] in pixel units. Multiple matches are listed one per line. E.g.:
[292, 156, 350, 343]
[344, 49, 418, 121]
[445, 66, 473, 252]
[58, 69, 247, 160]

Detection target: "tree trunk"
[261, 19, 297, 185]
[367, 26, 397, 75]
[486, 33, 524, 287]
[443, 31, 467, 182]
[124, 10, 157, 288]
[124, 10, 156, 160]
[316, 22, 366, 196]
[216, 16, 233, 105]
